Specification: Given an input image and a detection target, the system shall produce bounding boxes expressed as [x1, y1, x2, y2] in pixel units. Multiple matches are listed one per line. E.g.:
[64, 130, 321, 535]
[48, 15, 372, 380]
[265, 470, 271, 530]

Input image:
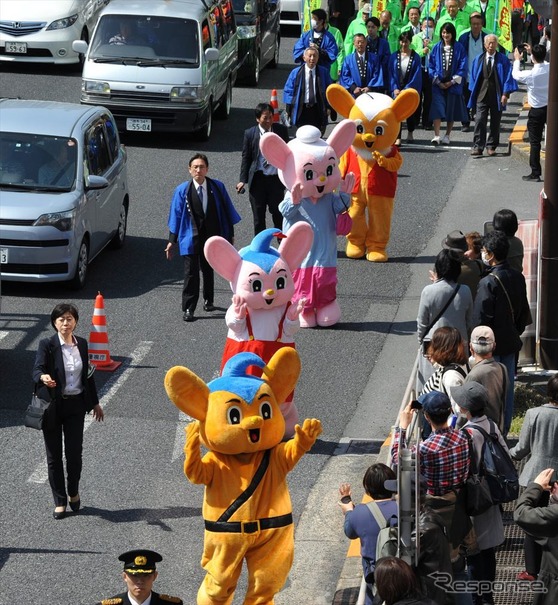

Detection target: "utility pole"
[532, 0, 557, 369]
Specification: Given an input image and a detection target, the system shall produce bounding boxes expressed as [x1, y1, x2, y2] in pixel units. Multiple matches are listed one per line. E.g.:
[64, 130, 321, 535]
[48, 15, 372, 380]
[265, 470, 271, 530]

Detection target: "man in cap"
[99, 549, 183, 605]
[391, 392, 472, 570]
[442, 229, 483, 298]
[463, 325, 508, 433]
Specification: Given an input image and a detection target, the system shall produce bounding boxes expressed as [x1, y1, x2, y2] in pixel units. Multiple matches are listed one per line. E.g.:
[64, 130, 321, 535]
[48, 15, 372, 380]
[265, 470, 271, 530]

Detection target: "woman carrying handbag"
[32, 303, 104, 520]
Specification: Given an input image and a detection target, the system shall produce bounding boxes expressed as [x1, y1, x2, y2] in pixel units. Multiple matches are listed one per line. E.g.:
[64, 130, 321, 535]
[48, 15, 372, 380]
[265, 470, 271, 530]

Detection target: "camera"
[238, 187, 245, 195]
[517, 43, 525, 52]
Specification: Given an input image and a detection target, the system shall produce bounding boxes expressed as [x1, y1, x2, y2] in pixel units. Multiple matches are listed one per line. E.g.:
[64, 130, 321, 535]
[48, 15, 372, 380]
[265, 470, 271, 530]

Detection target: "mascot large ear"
[392, 89, 421, 122]
[326, 84, 356, 119]
[262, 347, 301, 405]
[327, 119, 357, 158]
[260, 132, 291, 171]
[165, 366, 209, 422]
[204, 236, 241, 282]
[279, 222, 314, 271]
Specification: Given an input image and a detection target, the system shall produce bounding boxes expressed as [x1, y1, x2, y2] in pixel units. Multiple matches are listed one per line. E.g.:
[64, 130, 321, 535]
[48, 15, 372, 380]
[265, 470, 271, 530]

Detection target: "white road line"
[0, 331, 9, 341]
[171, 411, 193, 462]
[27, 340, 154, 484]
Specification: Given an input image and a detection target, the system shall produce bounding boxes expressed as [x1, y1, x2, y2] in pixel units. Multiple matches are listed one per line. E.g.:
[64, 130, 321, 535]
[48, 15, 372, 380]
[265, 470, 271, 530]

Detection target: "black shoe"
[69, 497, 81, 513]
[53, 508, 66, 520]
[461, 124, 471, 133]
[183, 310, 195, 322]
[522, 173, 541, 182]
[423, 123, 433, 131]
[203, 301, 215, 312]
[329, 109, 337, 122]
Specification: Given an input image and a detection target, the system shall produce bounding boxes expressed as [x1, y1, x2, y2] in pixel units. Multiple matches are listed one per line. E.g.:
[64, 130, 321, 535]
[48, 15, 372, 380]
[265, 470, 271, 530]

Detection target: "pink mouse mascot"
[204, 223, 314, 438]
[259, 122, 356, 329]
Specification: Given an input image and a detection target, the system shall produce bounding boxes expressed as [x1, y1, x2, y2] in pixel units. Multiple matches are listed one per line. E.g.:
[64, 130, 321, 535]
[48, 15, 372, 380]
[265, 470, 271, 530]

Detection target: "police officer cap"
[119, 549, 162, 575]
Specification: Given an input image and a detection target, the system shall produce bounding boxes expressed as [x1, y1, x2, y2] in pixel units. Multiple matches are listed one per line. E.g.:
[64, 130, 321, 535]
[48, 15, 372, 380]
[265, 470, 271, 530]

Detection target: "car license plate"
[126, 118, 151, 132]
[5, 41, 27, 54]
[0, 248, 8, 264]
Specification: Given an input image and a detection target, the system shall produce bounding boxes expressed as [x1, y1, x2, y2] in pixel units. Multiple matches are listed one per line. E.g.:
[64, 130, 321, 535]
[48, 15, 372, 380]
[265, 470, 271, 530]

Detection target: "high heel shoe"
[69, 495, 81, 513]
[53, 506, 66, 520]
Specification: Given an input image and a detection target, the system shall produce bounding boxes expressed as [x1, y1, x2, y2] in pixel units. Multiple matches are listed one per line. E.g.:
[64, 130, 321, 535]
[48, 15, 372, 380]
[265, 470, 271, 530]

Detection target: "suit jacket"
[283, 64, 331, 129]
[98, 590, 183, 605]
[468, 51, 517, 110]
[338, 51, 384, 94]
[167, 177, 241, 255]
[33, 334, 99, 413]
[239, 123, 289, 187]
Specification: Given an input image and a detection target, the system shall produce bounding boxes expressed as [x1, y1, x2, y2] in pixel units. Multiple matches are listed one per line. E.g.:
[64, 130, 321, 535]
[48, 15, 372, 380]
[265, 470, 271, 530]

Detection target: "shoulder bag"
[335, 196, 352, 236]
[24, 384, 53, 430]
[461, 429, 493, 516]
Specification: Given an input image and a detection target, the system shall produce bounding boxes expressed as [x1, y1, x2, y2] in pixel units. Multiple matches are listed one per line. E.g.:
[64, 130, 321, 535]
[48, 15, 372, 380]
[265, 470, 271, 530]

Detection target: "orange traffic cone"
[88, 292, 121, 371]
[270, 88, 279, 122]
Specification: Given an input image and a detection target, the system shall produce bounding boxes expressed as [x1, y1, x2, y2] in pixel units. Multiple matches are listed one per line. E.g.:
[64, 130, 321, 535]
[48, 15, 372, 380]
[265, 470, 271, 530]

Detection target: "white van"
[73, 0, 238, 140]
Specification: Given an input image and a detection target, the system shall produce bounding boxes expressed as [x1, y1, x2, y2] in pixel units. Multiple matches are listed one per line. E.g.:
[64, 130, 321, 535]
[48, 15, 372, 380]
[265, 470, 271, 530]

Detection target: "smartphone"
[410, 400, 423, 411]
[517, 43, 525, 52]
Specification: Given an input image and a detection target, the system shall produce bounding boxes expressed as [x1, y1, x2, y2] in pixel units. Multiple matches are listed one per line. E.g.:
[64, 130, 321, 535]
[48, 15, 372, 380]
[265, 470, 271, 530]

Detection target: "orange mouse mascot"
[326, 85, 419, 262]
[165, 349, 322, 605]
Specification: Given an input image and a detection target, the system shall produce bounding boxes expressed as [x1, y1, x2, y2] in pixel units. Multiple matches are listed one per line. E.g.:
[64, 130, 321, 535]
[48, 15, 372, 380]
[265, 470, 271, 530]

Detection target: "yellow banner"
[302, 0, 322, 32]
[372, 0, 386, 19]
[496, 0, 513, 52]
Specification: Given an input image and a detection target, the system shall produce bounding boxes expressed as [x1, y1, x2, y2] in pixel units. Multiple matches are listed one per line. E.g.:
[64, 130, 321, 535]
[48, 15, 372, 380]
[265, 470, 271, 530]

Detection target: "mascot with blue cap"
[165, 349, 322, 605]
[204, 223, 314, 438]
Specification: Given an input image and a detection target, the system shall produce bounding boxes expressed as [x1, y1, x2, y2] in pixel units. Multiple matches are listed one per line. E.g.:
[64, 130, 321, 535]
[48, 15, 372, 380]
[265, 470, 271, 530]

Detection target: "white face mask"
[481, 251, 492, 265]
[311, 19, 318, 29]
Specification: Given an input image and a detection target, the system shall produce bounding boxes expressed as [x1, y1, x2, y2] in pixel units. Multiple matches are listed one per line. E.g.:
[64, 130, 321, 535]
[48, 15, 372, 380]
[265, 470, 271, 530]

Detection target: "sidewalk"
[331, 83, 545, 605]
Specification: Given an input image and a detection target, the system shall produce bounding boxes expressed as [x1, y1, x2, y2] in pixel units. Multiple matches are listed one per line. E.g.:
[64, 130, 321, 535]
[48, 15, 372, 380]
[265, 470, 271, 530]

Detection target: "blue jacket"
[283, 64, 332, 128]
[339, 51, 384, 94]
[428, 40, 468, 96]
[167, 178, 241, 255]
[458, 29, 488, 57]
[387, 50, 423, 95]
[467, 51, 518, 111]
[293, 29, 339, 68]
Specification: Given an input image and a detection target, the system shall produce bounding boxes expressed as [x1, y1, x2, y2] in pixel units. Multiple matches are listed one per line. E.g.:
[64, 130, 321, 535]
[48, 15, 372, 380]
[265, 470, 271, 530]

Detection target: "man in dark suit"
[468, 34, 517, 156]
[283, 47, 332, 134]
[339, 33, 384, 97]
[165, 153, 241, 322]
[98, 549, 183, 605]
[236, 103, 289, 236]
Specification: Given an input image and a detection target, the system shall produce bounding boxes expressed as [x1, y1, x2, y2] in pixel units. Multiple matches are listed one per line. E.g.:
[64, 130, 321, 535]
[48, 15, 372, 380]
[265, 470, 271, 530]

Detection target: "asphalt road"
[0, 30, 530, 605]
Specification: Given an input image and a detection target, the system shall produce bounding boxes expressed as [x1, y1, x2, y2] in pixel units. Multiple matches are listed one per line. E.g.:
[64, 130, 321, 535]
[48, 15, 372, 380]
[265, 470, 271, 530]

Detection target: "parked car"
[73, 0, 238, 140]
[234, 0, 281, 86]
[0, 99, 129, 289]
[280, 0, 302, 27]
[0, 0, 109, 65]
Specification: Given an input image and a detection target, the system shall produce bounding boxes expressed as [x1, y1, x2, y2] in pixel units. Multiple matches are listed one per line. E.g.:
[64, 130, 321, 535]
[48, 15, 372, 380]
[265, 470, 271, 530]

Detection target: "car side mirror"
[72, 40, 88, 55]
[205, 48, 219, 62]
[85, 175, 109, 190]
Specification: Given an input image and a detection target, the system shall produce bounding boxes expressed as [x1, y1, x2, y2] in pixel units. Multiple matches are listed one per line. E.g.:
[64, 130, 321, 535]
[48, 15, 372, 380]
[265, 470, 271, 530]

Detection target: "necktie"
[308, 70, 315, 105]
[487, 56, 493, 76]
[197, 185, 205, 213]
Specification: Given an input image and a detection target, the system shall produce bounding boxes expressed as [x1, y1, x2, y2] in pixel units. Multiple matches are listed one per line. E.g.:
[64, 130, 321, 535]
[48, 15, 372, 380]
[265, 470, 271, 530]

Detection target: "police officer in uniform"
[98, 549, 183, 605]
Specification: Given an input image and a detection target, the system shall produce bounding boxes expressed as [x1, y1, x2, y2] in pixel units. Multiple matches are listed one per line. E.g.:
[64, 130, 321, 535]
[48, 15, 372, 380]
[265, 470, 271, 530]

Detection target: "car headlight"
[83, 80, 111, 95]
[170, 86, 200, 102]
[34, 210, 75, 232]
[237, 25, 257, 39]
[46, 14, 79, 30]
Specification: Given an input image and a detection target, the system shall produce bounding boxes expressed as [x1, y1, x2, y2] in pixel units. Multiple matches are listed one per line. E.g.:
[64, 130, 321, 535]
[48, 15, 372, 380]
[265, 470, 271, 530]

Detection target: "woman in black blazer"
[32, 303, 104, 519]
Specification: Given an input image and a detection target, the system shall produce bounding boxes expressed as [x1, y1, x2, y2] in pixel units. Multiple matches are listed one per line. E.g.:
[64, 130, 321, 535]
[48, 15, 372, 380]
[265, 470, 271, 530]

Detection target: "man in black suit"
[236, 103, 289, 236]
[98, 549, 183, 605]
[166, 154, 241, 322]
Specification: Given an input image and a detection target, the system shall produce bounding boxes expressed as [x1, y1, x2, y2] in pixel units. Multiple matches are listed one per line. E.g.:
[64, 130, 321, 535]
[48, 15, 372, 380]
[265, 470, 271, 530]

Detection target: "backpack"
[366, 500, 399, 562]
[467, 419, 519, 505]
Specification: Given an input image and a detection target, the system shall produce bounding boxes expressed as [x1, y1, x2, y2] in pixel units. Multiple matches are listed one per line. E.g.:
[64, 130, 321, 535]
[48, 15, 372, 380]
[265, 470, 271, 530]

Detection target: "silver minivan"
[74, 0, 238, 140]
[0, 99, 129, 289]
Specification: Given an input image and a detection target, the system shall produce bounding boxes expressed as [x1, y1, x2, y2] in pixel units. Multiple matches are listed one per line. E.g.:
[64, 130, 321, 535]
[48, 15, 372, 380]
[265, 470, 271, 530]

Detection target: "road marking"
[27, 341, 154, 484]
[0, 331, 9, 341]
[172, 411, 193, 462]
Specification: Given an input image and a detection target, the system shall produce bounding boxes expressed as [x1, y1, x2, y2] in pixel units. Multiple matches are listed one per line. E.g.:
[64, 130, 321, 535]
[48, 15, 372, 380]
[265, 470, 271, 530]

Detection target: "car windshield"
[90, 15, 200, 65]
[0, 133, 77, 191]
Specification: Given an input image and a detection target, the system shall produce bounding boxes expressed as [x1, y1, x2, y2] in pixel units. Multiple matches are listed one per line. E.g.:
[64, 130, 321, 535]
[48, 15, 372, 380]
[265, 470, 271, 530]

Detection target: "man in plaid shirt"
[391, 391, 470, 495]
[391, 391, 474, 570]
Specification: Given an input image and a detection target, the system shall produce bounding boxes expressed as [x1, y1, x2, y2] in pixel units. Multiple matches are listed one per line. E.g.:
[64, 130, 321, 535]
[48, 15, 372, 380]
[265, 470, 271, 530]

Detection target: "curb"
[507, 98, 546, 168]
